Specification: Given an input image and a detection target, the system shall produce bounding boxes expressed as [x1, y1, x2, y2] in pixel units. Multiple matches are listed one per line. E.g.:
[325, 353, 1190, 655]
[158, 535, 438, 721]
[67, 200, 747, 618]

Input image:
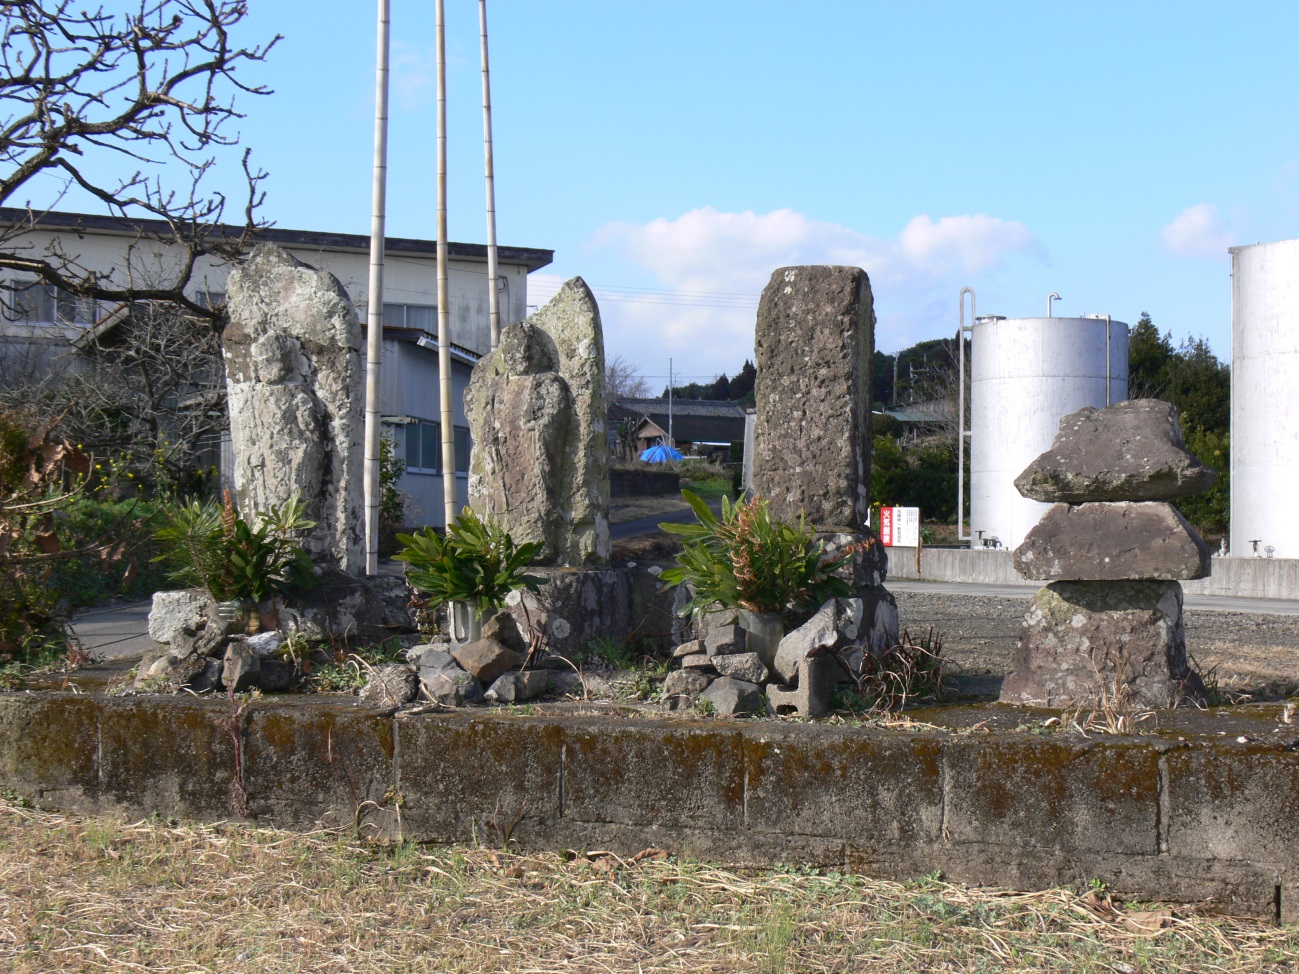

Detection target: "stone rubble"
[1002, 399, 1213, 708]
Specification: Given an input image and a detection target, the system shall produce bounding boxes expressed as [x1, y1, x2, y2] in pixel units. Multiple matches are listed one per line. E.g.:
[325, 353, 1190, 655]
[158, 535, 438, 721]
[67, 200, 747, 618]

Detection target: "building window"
[455, 426, 472, 474]
[3, 280, 97, 325]
[383, 302, 436, 331]
[405, 419, 440, 474]
[195, 289, 226, 310]
[403, 420, 472, 475]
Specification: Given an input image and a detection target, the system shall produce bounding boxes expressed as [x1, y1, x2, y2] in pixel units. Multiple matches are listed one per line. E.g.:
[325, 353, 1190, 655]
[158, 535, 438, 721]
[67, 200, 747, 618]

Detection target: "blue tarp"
[639, 443, 684, 463]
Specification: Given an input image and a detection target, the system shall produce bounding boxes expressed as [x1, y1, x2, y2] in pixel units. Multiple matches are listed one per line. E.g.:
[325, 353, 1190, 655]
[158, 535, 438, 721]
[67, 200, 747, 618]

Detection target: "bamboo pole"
[363, 0, 391, 576]
[435, 0, 457, 527]
[479, 0, 501, 350]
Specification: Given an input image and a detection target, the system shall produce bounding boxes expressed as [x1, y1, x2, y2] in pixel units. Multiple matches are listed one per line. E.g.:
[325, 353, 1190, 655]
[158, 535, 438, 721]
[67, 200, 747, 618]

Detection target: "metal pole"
[436, 0, 457, 527]
[958, 287, 975, 543]
[362, 0, 391, 577]
[479, 0, 501, 350]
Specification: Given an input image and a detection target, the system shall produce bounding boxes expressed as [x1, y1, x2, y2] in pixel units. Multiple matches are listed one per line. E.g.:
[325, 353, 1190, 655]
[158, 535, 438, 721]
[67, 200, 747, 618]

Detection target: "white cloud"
[581, 207, 1037, 378]
[1161, 203, 1233, 259]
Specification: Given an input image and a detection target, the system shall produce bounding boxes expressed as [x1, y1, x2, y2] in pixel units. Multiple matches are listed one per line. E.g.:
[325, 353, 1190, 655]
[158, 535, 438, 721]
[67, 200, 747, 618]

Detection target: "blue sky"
[31, 1, 1299, 384]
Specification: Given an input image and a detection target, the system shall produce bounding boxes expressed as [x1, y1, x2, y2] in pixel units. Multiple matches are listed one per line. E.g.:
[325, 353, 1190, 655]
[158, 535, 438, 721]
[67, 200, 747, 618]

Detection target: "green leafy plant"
[153, 491, 317, 603]
[395, 507, 545, 619]
[659, 490, 854, 619]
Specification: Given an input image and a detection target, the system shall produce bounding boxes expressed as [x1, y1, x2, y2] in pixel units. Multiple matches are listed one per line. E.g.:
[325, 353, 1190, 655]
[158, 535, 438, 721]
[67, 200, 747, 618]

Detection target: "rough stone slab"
[359, 664, 418, 708]
[743, 723, 943, 840]
[225, 244, 364, 574]
[222, 642, 260, 693]
[1014, 399, 1217, 503]
[712, 652, 769, 685]
[679, 653, 713, 670]
[246, 631, 285, 658]
[752, 265, 874, 531]
[0, 695, 101, 803]
[504, 567, 629, 659]
[1015, 502, 1213, 581]
[465, 278, 610, 566]
[1000, 581, 1206, 709]
[242, 708, 395, 830]
[395, 716, 564, 840]
[148, 590, 214, 644]
[451, 639, 523, 685]
[278, 573, 414, 645]
[773, 597, 862, 684]
[703, 625, 746, 657]
[98, 697, 238, 818]
[943, 737, 1162, 856]
[764, 657, 834, 718]
[515, 670, 551, 701]
[1164, 745, 1299, 867]
[561, 722, 746, 828]
[421, 671, 466, 707]
[482, 610, 528, 655]
[662, 669, 711, 707]
[700, 677, 765, 716]
[672, 639, 705, 659]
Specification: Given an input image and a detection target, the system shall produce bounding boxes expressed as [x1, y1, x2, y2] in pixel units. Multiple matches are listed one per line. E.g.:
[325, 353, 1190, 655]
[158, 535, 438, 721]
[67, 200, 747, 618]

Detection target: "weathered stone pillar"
[1002, 399, 1214, 708]
[752, 265, 897, 663]
[464, 276, 610, 566]
[223, 244, 364, 575]
[752, 265, 874, 531]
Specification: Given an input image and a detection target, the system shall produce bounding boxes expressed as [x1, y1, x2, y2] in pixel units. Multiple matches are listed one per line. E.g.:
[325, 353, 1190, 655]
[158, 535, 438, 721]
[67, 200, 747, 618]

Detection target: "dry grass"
[1, 799, 1296, 973]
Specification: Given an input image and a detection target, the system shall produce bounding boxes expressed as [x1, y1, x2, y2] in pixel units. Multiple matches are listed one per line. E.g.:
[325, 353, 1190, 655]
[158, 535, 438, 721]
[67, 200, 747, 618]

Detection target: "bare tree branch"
[0, 1, 279, 319]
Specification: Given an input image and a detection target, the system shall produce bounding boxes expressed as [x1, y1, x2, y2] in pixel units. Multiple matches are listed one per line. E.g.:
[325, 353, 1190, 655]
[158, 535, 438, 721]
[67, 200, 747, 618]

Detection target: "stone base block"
[505, 567, 630, 658]
[1000, 580, 1206, 709]
[766, 657, 834, 718]
[279, 572, 415, 645]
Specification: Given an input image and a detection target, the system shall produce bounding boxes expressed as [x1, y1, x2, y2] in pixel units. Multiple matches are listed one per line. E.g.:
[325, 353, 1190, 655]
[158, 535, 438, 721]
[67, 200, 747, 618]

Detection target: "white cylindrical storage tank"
[1230, 239, 1299, 558]
[969, 315, 1129, 550]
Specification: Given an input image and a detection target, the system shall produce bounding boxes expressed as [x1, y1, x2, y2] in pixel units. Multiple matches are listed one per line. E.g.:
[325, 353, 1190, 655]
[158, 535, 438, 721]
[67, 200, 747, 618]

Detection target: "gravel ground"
[897, 590, 1299, 695]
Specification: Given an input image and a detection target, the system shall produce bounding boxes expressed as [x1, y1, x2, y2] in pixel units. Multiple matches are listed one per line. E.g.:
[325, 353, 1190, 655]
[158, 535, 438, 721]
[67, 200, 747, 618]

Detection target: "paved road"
[69, 600, 153, 661]
[610, 498, 721, 540]
[888, 579, 1299, 616]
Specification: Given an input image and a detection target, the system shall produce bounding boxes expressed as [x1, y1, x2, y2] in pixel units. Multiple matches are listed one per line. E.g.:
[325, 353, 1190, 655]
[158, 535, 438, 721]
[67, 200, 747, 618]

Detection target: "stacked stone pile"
[664, 594, 899, 717]
[401, 610, 550, 708]
[1001, 399, 1215, 708]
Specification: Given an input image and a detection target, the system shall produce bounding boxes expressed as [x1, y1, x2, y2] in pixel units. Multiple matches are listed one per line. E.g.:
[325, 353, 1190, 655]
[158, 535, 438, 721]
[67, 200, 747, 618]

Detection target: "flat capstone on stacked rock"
[1001, 399, 1214, 709]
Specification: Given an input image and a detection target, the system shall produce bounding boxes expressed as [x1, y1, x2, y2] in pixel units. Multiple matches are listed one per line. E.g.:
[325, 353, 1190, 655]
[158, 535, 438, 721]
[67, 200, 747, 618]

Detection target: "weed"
[694, 696, 716, 716]
[584, 634, 634, 670]
[833, 627, 945, 715]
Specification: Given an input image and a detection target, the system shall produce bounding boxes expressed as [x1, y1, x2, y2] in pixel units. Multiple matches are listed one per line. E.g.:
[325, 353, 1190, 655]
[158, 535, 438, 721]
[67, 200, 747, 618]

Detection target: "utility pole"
[435, 0, 456, 527]
[668, 358, 674, 447]
[479, 0, 501, 350]
[362, 0, 390, 576]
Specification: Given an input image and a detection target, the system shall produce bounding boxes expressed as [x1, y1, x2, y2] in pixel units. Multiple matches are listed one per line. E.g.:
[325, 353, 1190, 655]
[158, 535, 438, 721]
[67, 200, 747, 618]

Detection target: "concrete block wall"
[1, 692, 1296, 921]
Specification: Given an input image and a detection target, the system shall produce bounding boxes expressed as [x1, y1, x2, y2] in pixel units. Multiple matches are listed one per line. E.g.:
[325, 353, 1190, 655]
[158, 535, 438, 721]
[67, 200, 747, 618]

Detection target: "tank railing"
[957, 286, 976, 543]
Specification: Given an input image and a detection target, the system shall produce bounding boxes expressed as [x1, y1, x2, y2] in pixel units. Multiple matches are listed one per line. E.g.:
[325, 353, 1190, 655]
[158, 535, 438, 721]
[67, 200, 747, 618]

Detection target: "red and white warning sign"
[878, 506, 920, 547]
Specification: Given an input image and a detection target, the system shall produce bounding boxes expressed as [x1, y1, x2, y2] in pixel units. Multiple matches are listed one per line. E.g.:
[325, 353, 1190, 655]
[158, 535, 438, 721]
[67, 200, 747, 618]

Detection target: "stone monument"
[224, 244, 364, 575]
[464, 276, 610, 566]
[1001, 399, 1214, 708]
[464, 277, 621, 655]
